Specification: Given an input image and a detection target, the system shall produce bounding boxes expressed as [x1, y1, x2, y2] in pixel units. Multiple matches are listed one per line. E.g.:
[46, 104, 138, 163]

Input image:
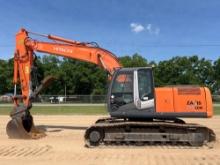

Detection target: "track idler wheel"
[85, 128, 104, 147]
[6, 115, 46, 139]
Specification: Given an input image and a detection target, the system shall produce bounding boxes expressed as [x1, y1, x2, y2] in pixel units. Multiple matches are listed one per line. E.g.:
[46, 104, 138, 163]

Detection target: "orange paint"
[155, 86, 213, 117]
[155, 88, 174, 112]
[14, 28, 121, 107]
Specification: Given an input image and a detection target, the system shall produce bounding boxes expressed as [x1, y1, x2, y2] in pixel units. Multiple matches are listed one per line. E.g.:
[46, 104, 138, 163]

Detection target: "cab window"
[111, 72, 133, 108]
[138, 69, 154, 101]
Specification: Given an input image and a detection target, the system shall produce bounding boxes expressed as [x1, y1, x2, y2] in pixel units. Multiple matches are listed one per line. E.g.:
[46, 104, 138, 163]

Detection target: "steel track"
[84, 117, 216, 148]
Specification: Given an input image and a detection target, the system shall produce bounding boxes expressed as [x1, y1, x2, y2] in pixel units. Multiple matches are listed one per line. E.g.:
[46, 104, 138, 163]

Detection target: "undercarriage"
[85, 117, 216, 147]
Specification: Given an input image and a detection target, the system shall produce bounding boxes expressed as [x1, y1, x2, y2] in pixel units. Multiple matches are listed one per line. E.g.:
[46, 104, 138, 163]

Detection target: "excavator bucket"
[6, 76, 55, 139]
[6, 114, 46, 139]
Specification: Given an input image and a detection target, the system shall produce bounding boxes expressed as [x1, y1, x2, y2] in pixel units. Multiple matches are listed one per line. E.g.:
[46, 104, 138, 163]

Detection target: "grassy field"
[214, 106, 220, 115]
[0, 105, 220, 115]
[0, 106, 107, 115]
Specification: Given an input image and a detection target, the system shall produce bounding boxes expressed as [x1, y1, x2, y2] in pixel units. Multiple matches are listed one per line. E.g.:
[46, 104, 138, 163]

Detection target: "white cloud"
[146, 24, 152, 31]
[154, 27, 160, 35]
[130, 22, 160, 35]
[130, 23, 145, 33]
[146, 24, 160, 35]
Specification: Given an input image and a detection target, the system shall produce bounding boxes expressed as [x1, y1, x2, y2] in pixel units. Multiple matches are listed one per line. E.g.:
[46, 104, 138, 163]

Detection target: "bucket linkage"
[6, 76, 55, 139]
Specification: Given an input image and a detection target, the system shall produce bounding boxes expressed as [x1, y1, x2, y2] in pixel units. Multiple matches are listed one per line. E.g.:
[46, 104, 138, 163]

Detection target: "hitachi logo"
[53, 47, 73, 53]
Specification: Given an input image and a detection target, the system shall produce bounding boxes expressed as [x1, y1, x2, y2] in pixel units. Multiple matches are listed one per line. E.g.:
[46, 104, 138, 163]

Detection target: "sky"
[0, 0, 220, 62]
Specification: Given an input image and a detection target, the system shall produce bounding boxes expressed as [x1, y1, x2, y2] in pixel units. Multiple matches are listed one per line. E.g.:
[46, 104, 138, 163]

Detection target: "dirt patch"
[0, 115, 220, 165]
[0, 145, 52, 157]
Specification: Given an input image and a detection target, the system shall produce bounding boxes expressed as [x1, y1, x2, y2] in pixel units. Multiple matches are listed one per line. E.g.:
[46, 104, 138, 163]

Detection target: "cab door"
[134, 69, 155, 110]
[109, 71, 134, 112]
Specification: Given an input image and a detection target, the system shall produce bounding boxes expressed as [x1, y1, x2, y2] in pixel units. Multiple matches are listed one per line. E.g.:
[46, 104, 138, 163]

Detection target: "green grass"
[214, 106, 220, 115]
[0, 105, 219, 115]
[0, 106, 107, 115]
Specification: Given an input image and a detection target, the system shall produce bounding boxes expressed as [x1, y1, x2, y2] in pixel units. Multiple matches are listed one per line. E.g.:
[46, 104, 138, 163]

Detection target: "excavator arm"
[14, 28, 121, 106]
[7, 28, 121, 139]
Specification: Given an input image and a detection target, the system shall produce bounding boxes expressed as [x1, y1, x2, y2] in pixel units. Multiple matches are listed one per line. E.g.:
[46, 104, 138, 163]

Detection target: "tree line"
[1, 54, 220, 95]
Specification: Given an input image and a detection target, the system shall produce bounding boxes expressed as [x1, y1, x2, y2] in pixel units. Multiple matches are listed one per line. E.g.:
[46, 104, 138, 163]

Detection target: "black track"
[84, 117, 216, 147]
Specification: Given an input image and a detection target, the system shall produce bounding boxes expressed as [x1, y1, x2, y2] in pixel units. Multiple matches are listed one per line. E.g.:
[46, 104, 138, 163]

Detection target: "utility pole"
[64, 84, 66, 103]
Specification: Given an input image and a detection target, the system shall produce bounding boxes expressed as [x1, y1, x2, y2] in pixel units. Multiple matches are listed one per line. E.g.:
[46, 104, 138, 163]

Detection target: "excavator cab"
[108, 67, 155, 118]
[108, 67, 214, 120]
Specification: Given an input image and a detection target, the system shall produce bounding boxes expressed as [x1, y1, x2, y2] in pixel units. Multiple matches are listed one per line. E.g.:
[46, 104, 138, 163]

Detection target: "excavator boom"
[7, 28, 121, 139]
[13, 29, 121, 106]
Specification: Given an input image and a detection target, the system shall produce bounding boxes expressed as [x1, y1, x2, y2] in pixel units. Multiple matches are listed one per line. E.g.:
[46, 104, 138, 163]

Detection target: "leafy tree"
[60, 58, 107, 95]
[213, 58, 220, 93]
[37, 56, 62, 95]
[119, 53, 148, 67]
[0, 58, 14, 94]
[0, 54, 217, 95]
[0, 59, 9, 94]
[154, 56, 214, 90]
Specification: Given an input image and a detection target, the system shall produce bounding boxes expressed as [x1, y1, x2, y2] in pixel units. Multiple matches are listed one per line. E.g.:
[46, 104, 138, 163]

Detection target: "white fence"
[39, 95, 107, 103]
[0, 95, 107, 104]
[1, 95, 220, 104]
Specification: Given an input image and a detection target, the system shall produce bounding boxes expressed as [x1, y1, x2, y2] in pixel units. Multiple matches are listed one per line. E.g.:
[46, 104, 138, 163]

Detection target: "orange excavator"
[6, 28, 216, 146]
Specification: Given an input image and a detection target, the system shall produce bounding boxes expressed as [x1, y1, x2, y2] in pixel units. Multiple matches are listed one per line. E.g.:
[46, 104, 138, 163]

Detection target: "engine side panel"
[155, 88, 174, 112]
[155, 86, 213, 118]
[204, 87, 213, 117]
